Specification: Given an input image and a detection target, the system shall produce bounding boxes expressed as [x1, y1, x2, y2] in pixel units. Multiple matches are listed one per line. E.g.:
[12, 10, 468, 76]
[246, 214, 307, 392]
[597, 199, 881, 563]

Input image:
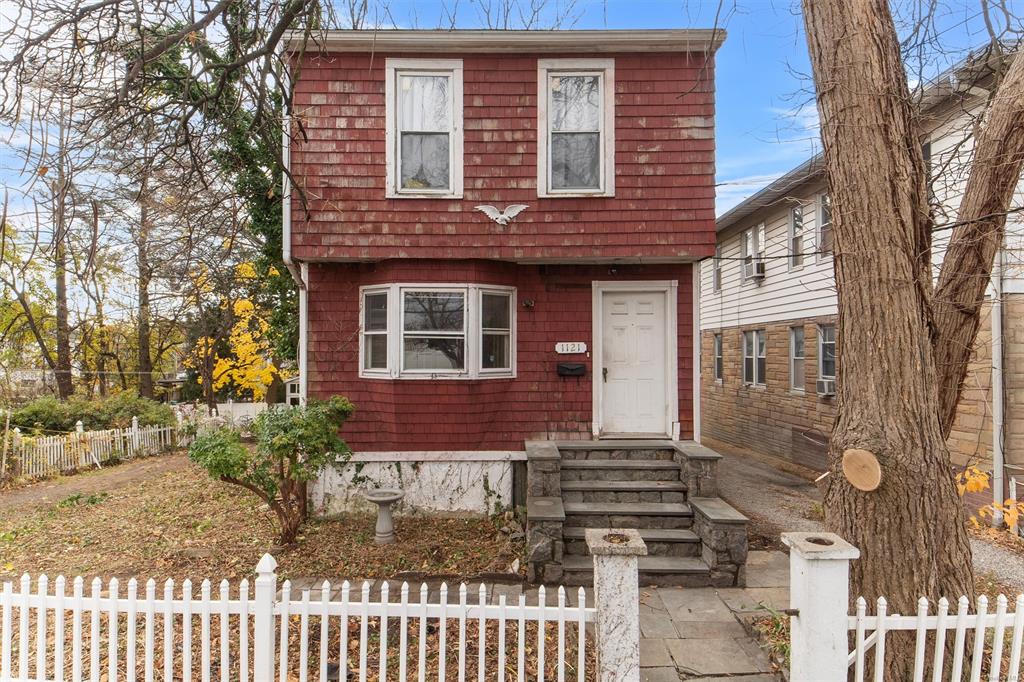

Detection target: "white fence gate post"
[782, 532, 860, 681]
[253, 553, 278, 682]
[585, 528, 646, 682]
[131, 416, 140, 455]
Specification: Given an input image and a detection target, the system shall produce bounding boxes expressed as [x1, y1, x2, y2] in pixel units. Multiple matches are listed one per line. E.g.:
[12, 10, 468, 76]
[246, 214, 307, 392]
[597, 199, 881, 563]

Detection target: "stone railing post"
[586, 528, 646, 682]
[253, 553, 278, 682]
[674, 442, 722, 497]
[782, 532, 860, 682]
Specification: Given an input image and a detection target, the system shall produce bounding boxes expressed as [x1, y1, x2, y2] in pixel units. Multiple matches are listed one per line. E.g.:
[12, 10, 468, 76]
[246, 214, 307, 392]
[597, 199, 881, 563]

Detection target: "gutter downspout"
[992, 241, 1005, 527]
[280, 52, 308, 404]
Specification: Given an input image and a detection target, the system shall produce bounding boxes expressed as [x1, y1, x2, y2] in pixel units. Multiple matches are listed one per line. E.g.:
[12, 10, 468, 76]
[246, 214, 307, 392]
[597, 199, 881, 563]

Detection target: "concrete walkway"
[640, 550, 787, 681]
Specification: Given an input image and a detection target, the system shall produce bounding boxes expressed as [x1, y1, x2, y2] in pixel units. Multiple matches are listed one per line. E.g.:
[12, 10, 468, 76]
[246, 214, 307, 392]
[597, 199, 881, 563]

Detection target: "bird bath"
[364, 488, 404, 545]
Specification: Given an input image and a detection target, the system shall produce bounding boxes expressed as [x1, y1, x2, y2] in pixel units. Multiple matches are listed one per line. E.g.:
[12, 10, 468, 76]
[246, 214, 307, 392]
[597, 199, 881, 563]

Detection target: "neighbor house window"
[818, 324, 836, 380]
[789, 205, 805, 268]
[742, 330, 766, 386]
[742, 224, 766, 281]
[713, 246, 723, 292]
[537, 58, 615, 197]
[385, 58, 464, 198]
[819, 193, 833, 255]
[360, 284, 515, 379]
[790, 326, 805, 391]
[713, 333, 723, 382]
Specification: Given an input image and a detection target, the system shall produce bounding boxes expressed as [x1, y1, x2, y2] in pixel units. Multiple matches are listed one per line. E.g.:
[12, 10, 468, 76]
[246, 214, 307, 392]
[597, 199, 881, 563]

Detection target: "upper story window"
[537, 58, 615, 197]
[741, 224, 766, 281]
[818, 193, 833, 256]
[360, 284, 515, 379]
[385, 59, 464, 198]
[789, 205, 805, 269]
[712, 246, 723, 292]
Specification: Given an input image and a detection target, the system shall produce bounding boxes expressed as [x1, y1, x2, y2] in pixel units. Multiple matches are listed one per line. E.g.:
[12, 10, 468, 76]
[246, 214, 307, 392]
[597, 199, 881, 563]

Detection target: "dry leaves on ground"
[0, 457, 526, 584]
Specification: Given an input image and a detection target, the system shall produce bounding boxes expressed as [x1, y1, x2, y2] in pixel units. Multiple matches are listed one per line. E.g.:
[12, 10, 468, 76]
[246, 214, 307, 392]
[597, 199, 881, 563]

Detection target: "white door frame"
[591, 280, 679, 439]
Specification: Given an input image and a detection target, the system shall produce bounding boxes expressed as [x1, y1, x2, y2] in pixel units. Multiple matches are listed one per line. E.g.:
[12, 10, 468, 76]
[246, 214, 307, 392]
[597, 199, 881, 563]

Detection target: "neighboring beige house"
[698, 51, 1024, 492]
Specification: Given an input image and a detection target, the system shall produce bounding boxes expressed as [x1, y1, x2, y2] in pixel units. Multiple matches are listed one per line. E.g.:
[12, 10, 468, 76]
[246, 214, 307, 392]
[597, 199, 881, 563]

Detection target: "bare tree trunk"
[96, 301, 108, 398]
[933, 54, 1024, 439]
[802, 0, 974, 674]
[52, 180, 73, 401]
[137, 171, 154, 399]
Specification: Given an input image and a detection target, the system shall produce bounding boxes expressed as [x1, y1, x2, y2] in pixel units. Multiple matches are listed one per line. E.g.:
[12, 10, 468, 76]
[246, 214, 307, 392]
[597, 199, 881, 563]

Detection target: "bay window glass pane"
[400, 133, 450, 190]
[551, 132, 599, 189]
[550, 75, 600, 131]
[482, 333, 510, 370]
[364, 334, 387, 370]
[398, 75, 450, 131]
[403, 338, 465, 370]
[482, 293, 511, 330]
[364, 293, 388, 331]
[404, 292, 464, 332]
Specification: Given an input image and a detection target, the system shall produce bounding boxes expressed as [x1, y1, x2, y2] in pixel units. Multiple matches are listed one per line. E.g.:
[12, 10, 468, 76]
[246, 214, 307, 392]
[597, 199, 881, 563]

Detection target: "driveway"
[715, 447, 1024, 592]
[0, 453, 189, 513]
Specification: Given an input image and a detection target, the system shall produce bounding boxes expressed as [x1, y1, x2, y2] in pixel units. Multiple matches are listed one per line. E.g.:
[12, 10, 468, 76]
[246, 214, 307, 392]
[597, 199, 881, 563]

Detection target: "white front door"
[597, 288, 672, 437]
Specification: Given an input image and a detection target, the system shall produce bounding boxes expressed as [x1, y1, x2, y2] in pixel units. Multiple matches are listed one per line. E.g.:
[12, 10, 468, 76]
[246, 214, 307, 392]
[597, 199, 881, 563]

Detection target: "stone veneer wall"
[700, 295, 1024, 472]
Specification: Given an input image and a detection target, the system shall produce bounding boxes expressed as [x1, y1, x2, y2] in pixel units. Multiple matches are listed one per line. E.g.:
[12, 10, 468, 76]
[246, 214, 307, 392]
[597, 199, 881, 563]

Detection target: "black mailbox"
[557, 362, 586, 377]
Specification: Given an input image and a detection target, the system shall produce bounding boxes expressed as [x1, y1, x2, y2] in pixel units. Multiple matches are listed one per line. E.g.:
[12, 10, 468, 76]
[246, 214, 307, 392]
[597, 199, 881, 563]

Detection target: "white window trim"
[817, 193, 833, 261]
[790, 326, 805, 393]
[743, 329, 766, 386]
[712, 246, 723, 292]
[788, 205, 805, 271]
[818, 324, 836, 381]
[537, 58, 615, 198]
[358, 283, 516, 380]
[741, 224, 766, 282]
[384, 58, 464, 199]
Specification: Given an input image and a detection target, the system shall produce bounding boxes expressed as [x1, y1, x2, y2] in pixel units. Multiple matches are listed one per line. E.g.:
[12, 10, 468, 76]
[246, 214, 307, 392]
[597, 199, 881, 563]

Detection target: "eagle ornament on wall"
[474, 204, 529, 226]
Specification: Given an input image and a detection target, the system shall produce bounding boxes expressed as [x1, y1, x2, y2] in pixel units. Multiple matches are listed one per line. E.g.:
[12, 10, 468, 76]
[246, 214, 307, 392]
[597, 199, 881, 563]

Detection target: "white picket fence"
[785, 532, 1024, 681]
[0, 533, 649, 682]
[8, 418, 181, 479]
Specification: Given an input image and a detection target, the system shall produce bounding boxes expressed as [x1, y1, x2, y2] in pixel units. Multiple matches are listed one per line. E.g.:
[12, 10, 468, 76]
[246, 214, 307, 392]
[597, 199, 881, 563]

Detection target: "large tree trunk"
[933, 54, 1024, 439]
[802, 0, 974, 673]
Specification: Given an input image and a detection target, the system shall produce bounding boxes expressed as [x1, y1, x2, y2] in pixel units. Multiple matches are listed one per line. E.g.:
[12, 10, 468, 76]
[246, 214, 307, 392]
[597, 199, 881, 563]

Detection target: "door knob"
[602, 367, 608, 382]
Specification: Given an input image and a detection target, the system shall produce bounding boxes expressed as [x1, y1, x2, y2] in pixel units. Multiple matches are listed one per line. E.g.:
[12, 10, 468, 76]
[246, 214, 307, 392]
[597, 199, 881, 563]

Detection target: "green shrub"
[12, 393, 176, 433]
[189, 396, 355, 545]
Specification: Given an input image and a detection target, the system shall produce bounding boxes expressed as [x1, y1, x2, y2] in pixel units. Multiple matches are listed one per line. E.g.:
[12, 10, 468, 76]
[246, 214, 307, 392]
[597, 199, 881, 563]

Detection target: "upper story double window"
[384, 57, 616, 200]
[385, 59, 465, 198]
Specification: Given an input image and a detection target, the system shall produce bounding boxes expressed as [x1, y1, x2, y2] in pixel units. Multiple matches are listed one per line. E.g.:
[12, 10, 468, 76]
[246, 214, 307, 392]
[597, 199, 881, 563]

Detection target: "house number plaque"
[555, 342, 588, 354]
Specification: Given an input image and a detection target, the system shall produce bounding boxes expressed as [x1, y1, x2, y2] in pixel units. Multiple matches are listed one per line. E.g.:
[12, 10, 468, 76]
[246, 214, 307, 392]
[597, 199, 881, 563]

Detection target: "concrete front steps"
[526, 440, 749, 587]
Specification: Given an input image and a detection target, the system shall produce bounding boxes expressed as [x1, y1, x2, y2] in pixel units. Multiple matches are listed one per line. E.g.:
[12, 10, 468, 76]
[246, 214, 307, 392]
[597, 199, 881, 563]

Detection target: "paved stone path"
[639, 550, 787, 681]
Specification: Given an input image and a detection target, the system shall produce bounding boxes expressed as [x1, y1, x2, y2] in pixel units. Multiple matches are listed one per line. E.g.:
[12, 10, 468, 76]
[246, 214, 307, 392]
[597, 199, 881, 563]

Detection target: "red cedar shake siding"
[290, 43, 717, 452]
[289, 51, 717, 261]
[306, 260, 695, 452]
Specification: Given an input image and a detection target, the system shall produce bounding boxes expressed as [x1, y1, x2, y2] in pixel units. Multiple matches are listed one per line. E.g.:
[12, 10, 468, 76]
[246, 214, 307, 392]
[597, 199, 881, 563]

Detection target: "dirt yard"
[0, 453, 526, 583]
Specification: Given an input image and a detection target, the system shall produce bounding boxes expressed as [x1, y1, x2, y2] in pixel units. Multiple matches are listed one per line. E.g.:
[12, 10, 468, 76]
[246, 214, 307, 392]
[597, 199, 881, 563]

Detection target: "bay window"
[385, 59, 464, 198]
[818, 324, 836, 380]
[361, 284, 515, 378]
[537, 58, 615, 197]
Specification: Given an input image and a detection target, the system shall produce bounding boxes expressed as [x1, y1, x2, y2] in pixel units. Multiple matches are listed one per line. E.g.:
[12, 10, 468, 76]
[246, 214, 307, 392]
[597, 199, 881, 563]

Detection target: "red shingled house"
[283, 29, 726, 519]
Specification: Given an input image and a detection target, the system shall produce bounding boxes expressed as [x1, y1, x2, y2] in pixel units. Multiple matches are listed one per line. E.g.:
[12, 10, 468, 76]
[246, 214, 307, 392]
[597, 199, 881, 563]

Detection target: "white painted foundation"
[311, 451, 523, 516]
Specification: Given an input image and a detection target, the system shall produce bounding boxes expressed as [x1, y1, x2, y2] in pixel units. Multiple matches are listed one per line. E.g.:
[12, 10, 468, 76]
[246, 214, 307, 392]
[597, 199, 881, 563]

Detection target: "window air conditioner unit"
[816, 379, 836, 396]
[744, 260, 766, 280]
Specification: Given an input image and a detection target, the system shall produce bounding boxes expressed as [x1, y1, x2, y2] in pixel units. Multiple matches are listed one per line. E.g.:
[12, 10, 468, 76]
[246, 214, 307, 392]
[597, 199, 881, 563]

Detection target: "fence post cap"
[585, 528, 648, 556]
[255, 553, 278, 574]
[782, 532, 859, 560]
